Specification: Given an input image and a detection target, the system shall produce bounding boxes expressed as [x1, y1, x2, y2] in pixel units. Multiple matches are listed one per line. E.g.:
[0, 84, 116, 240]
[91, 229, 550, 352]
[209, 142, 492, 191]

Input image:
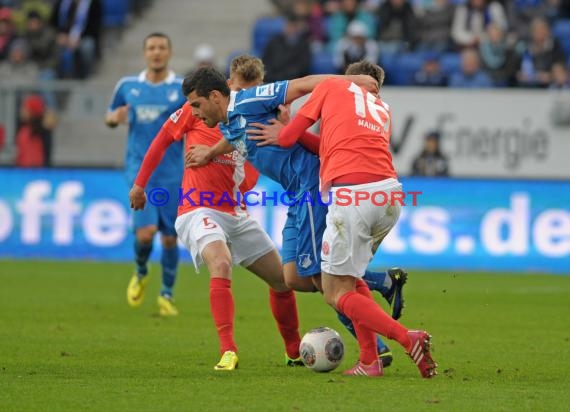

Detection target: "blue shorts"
[132, 183, 179, 236]
[281, 185, 327, 277]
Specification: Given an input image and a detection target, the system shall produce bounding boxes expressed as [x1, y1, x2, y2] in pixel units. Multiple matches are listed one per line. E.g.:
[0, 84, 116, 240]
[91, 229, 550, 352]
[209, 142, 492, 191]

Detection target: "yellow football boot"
[157, 295, 179, 317]
[127, 273, 149, 307]
[214, 351, 239, 371]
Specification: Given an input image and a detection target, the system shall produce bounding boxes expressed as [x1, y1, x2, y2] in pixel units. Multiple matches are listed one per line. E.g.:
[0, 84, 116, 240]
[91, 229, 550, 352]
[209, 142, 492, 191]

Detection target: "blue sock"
[134, 239, 152, 277]
[160, 246, 179, 297]
[336, 311, 389, 353]
[363, 270, 392, 297]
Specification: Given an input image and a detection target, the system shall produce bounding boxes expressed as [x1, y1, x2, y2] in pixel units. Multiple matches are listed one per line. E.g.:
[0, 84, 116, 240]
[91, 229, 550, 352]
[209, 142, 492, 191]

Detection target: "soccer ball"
[300, 327, 344, 372]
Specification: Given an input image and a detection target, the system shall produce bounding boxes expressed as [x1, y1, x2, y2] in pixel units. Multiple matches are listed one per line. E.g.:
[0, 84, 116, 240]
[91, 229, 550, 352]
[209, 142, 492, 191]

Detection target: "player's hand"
[353, 75, 379, 95]
[276, 104, 291, 125]
[129, 185, 147, 210]
[186, 144, 212, 167]
[247, 119, 283, 147]
[108, 105, 129, 126]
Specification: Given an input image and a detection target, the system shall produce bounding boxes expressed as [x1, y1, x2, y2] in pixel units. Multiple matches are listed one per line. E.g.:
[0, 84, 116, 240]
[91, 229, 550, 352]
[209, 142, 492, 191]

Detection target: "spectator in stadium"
[50, 0, 102, 79]
[291, 0, 327, 46]
[262, 11, 312, 83]
[245, 60, 437, 378]
[185, 43, 219, 76]
[15, 94, 54, 167]
[0, 6, 15, 61]
[25, 10, 58, 80]
[411, 130, 449, 177]
[333, 19, 379, 73]
[326, 0, 376, 51]
[0, 124, 4, 152]
[413, 52, 447, 86]
[415, 0, 454, 53]
[129, 55, 304, 371]
[375, 0, 417, 54]
[506, 0, 561, 42]
[0, 37, 38, 80]
[449, 47, 494, 88]
[516, 17, 567, 88]
[105, 33, 186, 317]
[451, 0, 507, 49]
[479, 22, 518, 86]
[549, 62, 570, 89]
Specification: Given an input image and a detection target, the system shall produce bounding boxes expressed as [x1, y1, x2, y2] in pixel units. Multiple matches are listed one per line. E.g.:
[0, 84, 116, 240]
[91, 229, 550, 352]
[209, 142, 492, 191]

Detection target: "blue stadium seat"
[311, 50, 336, 74]
[552, 19, 570, 41]
[103, 0, 129, 27]
[561, 39, 570, 57]
[391, 53, 425, 85]
[440, 52, 462, 76]
[379, 53, 399, 85]
[252, 16, 286, 57]
[553, 19, 570, 56]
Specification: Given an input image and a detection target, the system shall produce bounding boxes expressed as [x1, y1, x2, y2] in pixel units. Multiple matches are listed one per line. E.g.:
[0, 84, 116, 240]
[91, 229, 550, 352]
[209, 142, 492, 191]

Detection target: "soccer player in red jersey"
[249, 61, 438, 378]
[128, 58, 302, 371]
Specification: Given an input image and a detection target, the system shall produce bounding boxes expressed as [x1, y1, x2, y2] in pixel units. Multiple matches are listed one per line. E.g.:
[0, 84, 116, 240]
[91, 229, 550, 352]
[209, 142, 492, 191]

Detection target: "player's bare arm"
[186, 138, 233, 167]
[286, 74, 378, 103]
[129, 184, 147, 210]
[105, 105, 129, 128]
[276, 104, 291, 125]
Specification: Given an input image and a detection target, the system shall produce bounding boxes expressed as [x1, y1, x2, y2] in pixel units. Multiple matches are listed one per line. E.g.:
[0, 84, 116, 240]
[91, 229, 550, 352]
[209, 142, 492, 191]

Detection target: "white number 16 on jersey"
[348, 83, 390, 132]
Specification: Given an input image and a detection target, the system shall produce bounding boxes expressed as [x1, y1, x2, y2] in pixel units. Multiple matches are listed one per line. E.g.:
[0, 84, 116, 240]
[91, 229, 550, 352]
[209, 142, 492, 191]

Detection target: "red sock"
[337, 291, 412, 351]
[269, 289, 301, 358]
[210, 277, 237, 354]
[350, 279, 377, 363]
[355, 278, 373, 298]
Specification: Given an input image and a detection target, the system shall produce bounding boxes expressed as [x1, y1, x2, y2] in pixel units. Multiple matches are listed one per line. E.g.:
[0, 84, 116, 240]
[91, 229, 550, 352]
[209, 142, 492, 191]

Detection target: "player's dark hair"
[182, 66, 230, 97]
[345, 60, 385, 88]
[143, 32, 171, 49]
[230, 55, 264, 83]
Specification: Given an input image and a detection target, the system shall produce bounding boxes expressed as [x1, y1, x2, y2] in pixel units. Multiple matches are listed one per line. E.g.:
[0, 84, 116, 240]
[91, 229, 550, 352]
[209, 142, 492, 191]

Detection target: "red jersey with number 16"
[296, 78, 396, 191]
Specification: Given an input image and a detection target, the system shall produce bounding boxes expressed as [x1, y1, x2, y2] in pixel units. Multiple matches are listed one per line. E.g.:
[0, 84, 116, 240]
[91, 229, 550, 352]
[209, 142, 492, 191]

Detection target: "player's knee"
[161, 236, 177, 249]
[209, 257, 232, 277]
[136, 230, 154, 244]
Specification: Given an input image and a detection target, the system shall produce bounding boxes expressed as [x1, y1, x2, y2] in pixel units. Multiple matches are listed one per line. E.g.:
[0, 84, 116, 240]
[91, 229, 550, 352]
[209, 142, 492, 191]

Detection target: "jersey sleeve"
[162, 102, 194, 141]
[296, 80, 329, 122]
[108, 79, 127, 112]
[220, 120, 244, 144]
[237, 80, 289, 115]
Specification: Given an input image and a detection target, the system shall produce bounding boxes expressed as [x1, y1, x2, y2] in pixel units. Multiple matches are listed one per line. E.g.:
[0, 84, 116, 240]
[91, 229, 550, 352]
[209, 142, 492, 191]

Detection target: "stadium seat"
[103, 0, 129, 27]
[252, 16, 286, 57]
[553, 19, 570, 56]
[440, 52, 462, 76]
[560, 39, 570, 57]
[310, 50, 336, 74]
[553, 19, 570, 41]
[391, 53, 425, 85]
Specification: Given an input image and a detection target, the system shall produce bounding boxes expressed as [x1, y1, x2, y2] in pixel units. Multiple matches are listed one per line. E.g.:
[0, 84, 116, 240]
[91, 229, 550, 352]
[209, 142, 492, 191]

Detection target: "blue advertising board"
[0, 168, 568, 274]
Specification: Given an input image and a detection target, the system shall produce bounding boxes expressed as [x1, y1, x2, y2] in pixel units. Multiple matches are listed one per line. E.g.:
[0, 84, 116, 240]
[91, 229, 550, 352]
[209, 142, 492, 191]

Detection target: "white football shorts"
[321, 178, 402, 277]
[175, 208, 275, 271]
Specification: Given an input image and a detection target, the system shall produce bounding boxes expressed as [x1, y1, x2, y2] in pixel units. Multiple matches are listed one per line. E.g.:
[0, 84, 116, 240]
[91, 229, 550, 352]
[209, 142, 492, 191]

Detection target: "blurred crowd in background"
[0, 0, 569, 172]
[0, 0, 150, 167]
[264, 0, 570, 88]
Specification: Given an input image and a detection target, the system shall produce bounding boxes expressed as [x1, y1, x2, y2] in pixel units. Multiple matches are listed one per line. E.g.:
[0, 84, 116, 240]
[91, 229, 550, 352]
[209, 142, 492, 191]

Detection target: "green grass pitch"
[1, 261, 569, 411]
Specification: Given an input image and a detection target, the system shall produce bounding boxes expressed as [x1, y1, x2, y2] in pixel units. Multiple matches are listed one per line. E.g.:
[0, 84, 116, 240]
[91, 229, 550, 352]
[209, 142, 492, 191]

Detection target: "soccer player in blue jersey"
[105, 33, 186, 316]
[185, 57, 407, 366]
